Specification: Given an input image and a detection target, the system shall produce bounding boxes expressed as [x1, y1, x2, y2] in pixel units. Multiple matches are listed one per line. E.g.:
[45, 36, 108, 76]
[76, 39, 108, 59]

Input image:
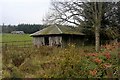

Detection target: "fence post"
[24, 41, 27, 48]
[23, 41, 25, 48]
[5, 43, 7, 51]
[12, 42, 13, 47]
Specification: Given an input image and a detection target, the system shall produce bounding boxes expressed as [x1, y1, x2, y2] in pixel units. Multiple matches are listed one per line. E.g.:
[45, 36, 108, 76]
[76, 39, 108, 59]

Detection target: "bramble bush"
[2, 42, 120, 78]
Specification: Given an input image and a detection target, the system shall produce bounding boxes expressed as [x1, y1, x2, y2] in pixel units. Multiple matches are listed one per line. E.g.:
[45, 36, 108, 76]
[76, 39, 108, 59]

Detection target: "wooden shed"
[30, 25, 85, 47]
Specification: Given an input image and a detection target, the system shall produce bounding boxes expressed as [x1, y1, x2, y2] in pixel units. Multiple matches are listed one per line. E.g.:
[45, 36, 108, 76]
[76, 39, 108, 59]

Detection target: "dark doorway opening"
[44, 37, 49, 45]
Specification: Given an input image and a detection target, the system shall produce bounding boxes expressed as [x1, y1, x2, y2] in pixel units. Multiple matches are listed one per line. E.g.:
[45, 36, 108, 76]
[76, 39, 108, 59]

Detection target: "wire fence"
[0, 40, 33, 48]
[0, 39, 119, 49]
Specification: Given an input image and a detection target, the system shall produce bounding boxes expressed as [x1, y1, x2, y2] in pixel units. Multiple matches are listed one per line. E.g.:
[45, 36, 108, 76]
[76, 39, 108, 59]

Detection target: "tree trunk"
[95, 25, 100, 52]
[94, 2, 102, 52]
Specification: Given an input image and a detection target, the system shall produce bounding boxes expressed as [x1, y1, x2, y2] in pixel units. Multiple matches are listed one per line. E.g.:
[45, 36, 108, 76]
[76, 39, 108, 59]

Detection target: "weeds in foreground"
[2, 42, 120, 78]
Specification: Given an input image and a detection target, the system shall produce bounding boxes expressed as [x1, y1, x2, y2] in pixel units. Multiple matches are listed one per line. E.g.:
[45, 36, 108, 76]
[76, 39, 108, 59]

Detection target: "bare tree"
[43, 0, 119, 51]
[43, 0, 84, 26]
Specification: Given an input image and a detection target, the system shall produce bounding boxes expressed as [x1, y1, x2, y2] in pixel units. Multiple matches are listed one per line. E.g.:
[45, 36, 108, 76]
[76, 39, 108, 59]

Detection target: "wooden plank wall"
[49, 36, 62, 46]
[33, 36, 62, 47]
[33, 37, 44, 46]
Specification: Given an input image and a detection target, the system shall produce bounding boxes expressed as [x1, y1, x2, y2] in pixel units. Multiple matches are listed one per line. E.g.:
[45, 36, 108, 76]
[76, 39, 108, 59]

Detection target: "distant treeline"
[1, 24, 48, 34]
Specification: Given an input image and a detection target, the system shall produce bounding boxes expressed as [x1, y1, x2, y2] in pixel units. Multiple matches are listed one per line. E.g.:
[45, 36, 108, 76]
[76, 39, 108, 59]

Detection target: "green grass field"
[2, 34, 32, 42]
[0, 33, 32, 46]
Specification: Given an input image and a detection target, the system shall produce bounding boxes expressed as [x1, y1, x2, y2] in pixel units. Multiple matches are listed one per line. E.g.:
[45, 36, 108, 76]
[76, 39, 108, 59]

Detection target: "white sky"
[0, 0, 51, 25]
[0, 0, 119, 25]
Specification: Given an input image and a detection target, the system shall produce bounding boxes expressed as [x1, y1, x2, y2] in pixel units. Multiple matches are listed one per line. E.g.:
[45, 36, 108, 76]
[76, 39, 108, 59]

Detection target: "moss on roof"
[30, 25, 85, 36]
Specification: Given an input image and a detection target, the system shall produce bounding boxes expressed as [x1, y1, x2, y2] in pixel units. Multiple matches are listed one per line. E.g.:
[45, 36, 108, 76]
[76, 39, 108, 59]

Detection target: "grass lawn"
[1, 33, 32, 46]
[2, 33, 32, 42]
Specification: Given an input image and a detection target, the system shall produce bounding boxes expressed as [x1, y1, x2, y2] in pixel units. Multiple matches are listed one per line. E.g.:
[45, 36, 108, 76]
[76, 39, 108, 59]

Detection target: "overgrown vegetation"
[2, 42, 120, 78]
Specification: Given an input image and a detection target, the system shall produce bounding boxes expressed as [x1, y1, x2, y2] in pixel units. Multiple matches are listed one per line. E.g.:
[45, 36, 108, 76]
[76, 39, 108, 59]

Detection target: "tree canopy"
[43, 0, 120, 51]
[1, 24, 47, 34]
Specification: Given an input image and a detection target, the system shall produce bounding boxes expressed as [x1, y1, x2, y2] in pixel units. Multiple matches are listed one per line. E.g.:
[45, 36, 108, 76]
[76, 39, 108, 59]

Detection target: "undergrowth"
[2, 42, 120, 78]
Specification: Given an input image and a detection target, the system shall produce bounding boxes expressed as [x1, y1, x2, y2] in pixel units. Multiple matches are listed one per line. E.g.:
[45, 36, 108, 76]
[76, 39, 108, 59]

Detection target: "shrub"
[10, 51, 26, 67]
[2, 42, 119, 78]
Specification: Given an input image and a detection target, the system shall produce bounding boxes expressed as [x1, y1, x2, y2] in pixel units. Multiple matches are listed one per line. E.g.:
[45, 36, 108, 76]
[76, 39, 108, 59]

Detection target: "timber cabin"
[30, 25, 85, 47]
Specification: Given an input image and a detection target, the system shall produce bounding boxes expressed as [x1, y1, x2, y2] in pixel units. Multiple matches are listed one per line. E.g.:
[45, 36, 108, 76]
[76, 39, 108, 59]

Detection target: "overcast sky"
[0, 0, 51, 25]
[1, 0, 119, 25]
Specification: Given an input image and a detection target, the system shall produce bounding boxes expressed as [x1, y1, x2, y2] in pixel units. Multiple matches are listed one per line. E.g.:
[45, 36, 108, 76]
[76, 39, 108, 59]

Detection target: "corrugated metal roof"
[30, 25, 85, 36]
